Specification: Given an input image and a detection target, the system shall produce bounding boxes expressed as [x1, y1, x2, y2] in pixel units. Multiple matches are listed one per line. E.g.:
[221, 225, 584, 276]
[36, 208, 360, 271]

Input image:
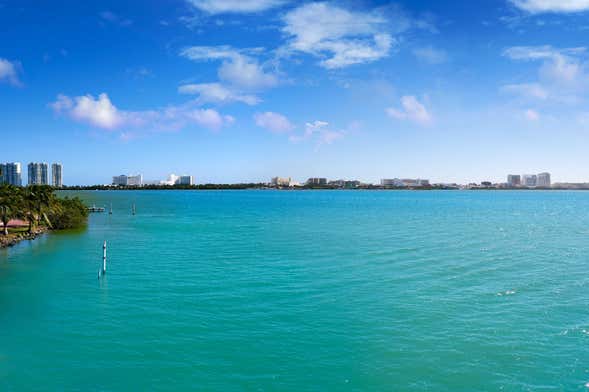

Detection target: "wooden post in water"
[102, 240, 107, 274]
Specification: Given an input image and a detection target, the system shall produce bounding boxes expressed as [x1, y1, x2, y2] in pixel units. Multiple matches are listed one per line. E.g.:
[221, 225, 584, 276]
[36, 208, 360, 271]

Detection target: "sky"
[3, 0, 589, 185]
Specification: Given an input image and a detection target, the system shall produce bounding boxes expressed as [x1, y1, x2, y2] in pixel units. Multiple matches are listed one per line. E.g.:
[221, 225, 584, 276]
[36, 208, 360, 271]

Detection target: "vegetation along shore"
[0, 185, 88, 248]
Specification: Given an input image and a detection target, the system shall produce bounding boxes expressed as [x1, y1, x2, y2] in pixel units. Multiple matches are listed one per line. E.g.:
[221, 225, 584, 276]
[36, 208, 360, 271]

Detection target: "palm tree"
[31, 185, 55, 228]
[0, 185, 21, 236]
[21, 187, 39, 234]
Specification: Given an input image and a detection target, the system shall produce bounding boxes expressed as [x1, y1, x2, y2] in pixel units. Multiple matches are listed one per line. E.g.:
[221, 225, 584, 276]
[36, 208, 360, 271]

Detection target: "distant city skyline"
[0, 161, 561, 187]
[3, 1, 589, 185]
[0, 162, 63, 186]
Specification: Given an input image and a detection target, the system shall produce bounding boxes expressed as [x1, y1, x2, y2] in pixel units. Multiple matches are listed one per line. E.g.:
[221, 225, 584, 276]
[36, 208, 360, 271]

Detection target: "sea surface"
[1, 190, 589, 391]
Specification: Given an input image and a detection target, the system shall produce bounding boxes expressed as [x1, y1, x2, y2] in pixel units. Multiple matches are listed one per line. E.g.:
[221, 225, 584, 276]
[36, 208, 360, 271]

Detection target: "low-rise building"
[403, 179, 430, 187]
[382, 178, 429, 187]
[380, 178, 404, 187]
[329, 179, 362, 188]
[552, 182, 589, 189]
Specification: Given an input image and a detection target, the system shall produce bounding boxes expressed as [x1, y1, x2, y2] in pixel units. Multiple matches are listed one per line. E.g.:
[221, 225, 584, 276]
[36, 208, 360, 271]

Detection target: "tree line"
[0, 185, 88, 236]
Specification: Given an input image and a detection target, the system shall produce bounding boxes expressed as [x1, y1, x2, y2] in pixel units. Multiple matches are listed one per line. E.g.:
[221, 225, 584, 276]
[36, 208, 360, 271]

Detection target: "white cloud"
[50, 93, 123, 129]
[178, 83, 260, 105]
[282, 2, 395, 69]
[50, 93, 234, 133]
[217, 55, 278, 89]
[289, 120, 345, 145]
[412, 46, 448, 64]
[510, 0, 589, 13]
[524, 109, 540, 121]
[501, 83, 549, 99]
[187, 0, 287, 14]
[502, 46, 589, 101]
[180, 45, 241, 61]
[503, 46, 586, 62]
[386, 96, 432, 125]
[188, 108, 234, 130]
[0, 58, 21, 86]
[180, 45, 278, 89]
[254, 111, 294, 133]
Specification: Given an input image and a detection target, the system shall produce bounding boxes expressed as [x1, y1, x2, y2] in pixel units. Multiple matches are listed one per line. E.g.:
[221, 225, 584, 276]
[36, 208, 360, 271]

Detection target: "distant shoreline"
[58, 185, 589, 191]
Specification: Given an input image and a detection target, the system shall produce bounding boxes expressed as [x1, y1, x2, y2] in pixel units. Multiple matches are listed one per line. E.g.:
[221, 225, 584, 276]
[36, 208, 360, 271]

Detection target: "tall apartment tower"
[507, 174, 521, 187]
[521, 174, 537, 187]
[537, 172, 551, 187]
[28, 162, 49, 185]
[177, 175, 193, 185]
[52, 163, 63, 187]
[3, 162, 22, 186]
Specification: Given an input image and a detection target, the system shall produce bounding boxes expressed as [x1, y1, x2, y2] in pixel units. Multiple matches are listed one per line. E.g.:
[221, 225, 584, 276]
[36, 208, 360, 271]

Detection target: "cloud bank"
[50, 93, 234, 133]
[179, 83, 260, 105]
[282, 2, 395, 69]
[510, 0, 589, 13]
[187, 0, 288, 14]
[502, 45, 589, 102]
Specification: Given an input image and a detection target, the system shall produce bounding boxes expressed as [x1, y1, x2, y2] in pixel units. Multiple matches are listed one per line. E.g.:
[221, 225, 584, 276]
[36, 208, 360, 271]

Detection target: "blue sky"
[2, 0, 589, 185]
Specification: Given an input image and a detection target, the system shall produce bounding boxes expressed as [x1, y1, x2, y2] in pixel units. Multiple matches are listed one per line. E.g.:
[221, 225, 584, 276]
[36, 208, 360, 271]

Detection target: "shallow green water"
[1, 190, 589, 391]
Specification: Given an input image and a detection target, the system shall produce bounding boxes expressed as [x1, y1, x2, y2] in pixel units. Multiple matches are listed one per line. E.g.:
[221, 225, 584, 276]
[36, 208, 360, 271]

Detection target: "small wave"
[497, 290, 516, 296]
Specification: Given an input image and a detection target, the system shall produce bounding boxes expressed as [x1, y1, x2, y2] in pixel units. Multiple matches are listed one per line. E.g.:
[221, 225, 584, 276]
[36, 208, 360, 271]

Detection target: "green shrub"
[48, 197, 89, 230]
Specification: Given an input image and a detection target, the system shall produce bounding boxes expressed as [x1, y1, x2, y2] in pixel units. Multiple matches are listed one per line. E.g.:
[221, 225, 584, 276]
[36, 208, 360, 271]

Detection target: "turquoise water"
[1, 190, 589, 391]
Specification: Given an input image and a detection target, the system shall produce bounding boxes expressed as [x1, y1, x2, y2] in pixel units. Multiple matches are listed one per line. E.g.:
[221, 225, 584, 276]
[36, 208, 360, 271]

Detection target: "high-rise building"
[537, 172, 551, 187]
[28, 162, 49, 185]
[177, 175, 193, 185]
[306, 178, 327, 186]
[112, 174, 143, 186]
[522, 174, 537, 187]
[127, 174, 142, 186]
[403, 179, 430, 187]
[51, 163, 63, 187]
[507, 174, 521, 187]
[0, 163, 4, 184]
[112, 175, 128, 186]
[2, 162, 22, 186]
[271, 177, 291, 187]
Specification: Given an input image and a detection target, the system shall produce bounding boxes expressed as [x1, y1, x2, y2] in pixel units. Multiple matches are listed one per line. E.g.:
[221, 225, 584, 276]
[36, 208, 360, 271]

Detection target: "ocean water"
[1, 190, 589, 391]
